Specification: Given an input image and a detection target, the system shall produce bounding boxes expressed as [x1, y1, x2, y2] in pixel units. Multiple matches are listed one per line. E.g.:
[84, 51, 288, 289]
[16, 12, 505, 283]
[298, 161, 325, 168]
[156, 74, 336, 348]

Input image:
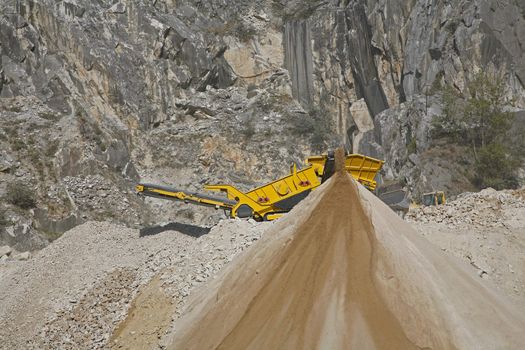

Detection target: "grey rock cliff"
[0, 0, 523, 248]
[280, 0, 524, 190]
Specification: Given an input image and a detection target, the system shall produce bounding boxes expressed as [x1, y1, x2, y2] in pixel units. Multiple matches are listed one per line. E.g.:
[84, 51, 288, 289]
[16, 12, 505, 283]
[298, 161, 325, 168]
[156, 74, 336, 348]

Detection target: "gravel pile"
[406, 187, 525, 228]
[0, 219, 271, 349]
[167, 172, 525, 349]
[63, 175, 141, 224]
[41, 268, 138, 348]
[406, 187, 525, 301]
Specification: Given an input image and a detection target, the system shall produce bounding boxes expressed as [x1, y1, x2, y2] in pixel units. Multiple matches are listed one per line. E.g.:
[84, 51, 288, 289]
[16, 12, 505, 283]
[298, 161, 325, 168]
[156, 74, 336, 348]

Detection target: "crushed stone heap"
[169, 170, 525, 349]
[406, 187, 525, 228]
[0, 219, 269, 349]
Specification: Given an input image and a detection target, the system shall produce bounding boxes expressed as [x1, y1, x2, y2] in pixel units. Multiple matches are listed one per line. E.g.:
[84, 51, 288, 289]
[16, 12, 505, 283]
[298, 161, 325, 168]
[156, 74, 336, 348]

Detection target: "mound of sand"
[169, 170, 525, 349]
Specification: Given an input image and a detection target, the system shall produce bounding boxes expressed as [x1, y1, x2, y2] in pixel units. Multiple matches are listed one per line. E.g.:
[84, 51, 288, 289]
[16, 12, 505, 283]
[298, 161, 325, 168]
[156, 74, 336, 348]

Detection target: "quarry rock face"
[286, 0, 525, 193]
[0, 0, 524, 246]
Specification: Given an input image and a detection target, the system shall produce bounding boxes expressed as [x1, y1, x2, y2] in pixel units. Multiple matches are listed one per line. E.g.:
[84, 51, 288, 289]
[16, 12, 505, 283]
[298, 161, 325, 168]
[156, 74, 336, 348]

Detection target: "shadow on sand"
[139, 222, 211, 238]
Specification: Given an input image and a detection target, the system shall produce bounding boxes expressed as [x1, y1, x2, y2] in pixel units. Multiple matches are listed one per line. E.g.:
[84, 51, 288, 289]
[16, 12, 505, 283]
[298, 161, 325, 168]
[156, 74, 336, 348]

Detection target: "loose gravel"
[0, 219, 271, 349]
[407, 187, 525, 301]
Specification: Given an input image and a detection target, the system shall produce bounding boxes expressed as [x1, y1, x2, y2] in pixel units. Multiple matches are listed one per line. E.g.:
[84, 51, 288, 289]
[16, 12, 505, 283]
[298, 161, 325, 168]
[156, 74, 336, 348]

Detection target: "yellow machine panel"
[422, 191, 446, 206]
[307, 153, 384, 190]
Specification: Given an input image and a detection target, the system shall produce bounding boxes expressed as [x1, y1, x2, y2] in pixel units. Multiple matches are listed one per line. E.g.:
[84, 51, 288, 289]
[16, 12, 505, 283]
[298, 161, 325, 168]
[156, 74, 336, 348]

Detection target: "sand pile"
[169, 170, 525, 349]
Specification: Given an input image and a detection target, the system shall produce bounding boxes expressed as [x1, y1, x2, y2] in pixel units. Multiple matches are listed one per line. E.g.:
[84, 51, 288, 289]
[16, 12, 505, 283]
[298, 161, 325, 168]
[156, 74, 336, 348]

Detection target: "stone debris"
[0, 245, 12, 258]
[407, 187, 525, 300]
[0, 219, 270, 349]
[63, 175, 140, 223]
[168, 173, 525, 349]
[0, 187, 524, 349]
[406, 187, 525, 229]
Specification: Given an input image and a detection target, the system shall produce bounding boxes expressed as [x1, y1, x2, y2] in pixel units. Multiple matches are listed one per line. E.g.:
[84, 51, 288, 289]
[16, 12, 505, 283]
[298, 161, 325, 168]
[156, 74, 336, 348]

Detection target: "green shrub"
[77, 108, 107, 152]
[429, 71, 445, 95]
[5, 182, 36, 209]
[473, 143, 520, 189]
[45, 140, 59, 157]
[208, 14, 257, 42]
[407, 137, 417, 154]
[10, 139, 25, 151]
[286, 106, 334, 151]
[234, 22, 257, 43]
[433, 71, 522, 189]
[288, 113, 315, 135]
[6, 104, 21, 112]
[38, 111, 60, 121]
[6, 127, 18, 138]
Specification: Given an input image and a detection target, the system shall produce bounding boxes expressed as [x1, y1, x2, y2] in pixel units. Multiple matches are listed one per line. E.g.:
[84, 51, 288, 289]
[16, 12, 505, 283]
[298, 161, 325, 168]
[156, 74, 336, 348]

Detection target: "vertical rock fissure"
[284, 19, 314, 108]
[343, 3, 389, 118]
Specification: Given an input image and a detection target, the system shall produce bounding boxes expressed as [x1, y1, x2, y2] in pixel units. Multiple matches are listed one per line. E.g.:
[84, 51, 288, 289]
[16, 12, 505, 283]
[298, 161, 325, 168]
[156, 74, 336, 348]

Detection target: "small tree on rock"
[6, 182, 37, 209]
[432, 71, 522, 189]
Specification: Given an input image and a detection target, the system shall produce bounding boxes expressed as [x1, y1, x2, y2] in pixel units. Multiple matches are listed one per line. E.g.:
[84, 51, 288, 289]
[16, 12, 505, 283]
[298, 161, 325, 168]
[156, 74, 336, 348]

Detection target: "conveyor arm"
[135, 183, 237, 210]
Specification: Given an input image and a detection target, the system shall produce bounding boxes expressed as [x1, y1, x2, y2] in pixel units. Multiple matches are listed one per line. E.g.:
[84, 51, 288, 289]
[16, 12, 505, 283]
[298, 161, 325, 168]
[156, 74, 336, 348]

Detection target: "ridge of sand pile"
[169, 171, 525, 349]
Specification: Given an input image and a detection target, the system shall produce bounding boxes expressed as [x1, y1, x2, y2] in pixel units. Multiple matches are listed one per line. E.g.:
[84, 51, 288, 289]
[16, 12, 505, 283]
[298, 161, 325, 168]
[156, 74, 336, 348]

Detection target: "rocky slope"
[0, 219, 271, 349]
[1, 0, 524, 248]
[0, 0, 328, 248]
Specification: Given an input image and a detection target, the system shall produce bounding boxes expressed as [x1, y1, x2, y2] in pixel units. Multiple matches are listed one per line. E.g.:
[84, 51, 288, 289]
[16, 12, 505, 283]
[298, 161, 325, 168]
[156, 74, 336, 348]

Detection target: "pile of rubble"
[0, 245, 31, 262]
[41, 268, 138, 348]
[1, 186, 524, 349]
[0, 219, 270, 349]
[168, 172, 525, 349]
[63, 175, 142, 225]
[406, 187, 525, 300]
[406, 188, 525, 228]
